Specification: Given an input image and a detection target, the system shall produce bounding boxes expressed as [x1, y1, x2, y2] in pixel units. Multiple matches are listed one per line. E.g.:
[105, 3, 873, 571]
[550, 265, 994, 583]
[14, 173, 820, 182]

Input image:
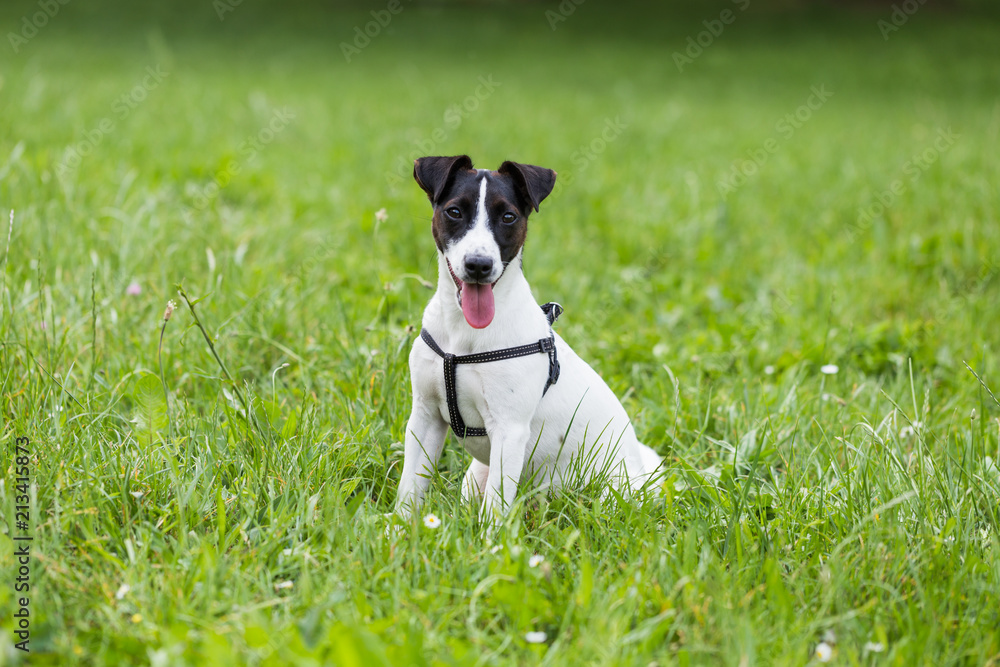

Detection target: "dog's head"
[413, 155, 557, 329]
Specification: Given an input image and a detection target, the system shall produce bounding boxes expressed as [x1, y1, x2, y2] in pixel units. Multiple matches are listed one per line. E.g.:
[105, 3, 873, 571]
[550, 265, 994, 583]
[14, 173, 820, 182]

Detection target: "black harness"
[420, 302, 563, 438]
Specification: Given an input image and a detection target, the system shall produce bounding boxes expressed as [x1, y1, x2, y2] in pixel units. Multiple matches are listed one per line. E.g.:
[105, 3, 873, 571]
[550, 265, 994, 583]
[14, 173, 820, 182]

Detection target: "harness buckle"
[548, 358, 561, 387]
[542, 334, 560, 395]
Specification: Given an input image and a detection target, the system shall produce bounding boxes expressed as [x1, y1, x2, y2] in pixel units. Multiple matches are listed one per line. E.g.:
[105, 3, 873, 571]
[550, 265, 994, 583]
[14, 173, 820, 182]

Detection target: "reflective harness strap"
[420, 302, 562, 439]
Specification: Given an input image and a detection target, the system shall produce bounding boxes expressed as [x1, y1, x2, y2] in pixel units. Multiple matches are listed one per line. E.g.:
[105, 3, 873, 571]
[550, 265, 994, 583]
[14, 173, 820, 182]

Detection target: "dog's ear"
[498, 161, 557, 213]
[413, 155, 474, 204]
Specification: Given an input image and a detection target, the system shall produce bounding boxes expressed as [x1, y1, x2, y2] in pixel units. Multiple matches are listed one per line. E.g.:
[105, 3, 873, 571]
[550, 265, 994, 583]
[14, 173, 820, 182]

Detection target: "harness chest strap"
[420, 302, 563, 439]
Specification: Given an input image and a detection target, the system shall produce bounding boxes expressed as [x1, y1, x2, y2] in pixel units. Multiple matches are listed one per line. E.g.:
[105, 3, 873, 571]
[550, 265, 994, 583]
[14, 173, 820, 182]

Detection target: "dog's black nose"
[464, 255, 494, 282]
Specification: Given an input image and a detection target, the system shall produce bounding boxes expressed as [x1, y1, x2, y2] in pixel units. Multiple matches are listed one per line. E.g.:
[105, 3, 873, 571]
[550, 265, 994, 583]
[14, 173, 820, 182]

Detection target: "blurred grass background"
[0, 0, 999, 664]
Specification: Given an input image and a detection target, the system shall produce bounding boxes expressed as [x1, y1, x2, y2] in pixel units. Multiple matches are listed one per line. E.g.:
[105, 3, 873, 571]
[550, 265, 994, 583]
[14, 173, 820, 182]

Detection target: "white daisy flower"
[820, 364, 839, 375]
[524, 631, 547, 644]
[115, 584, 131, 600]
[863, 641, 885, 653]
[423, 513, 441, 529]
[528, 554, 544, 568]
[815, 641, 833, 662]
[764, 365, 776, 376]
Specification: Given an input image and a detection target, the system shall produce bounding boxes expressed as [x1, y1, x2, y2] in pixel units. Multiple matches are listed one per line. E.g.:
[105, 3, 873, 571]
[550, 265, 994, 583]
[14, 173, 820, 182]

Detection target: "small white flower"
[815, 641, 833, 662]
[375, 208, 388, 223]
[489, 544, 503, 554]
[524, 631, 547, 644]
[274, 580, 294, 590]
[115, 584, 131, 600]
[528, 554, 544, 568]
[423, 513, 441, 529]
[820, 364, 839, 375]
[163, 300, 177, 322]
[282, 548, 292, 556]
[863, 641, 885, 653]
[764, 365, 776, 376]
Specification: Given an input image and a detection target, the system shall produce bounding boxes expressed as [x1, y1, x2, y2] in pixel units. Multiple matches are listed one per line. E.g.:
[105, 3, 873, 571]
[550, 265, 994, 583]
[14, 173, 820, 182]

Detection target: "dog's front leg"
[394, 401, 448, 520]
[479, 423, 531, 527]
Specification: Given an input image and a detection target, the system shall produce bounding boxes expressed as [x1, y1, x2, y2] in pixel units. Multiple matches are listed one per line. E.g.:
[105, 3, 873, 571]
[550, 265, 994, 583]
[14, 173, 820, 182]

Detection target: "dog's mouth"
[447, 259, 496, 329]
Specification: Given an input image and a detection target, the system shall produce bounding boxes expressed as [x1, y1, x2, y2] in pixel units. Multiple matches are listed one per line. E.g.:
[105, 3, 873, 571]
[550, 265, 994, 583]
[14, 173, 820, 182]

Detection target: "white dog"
[394, 155, 661, 523]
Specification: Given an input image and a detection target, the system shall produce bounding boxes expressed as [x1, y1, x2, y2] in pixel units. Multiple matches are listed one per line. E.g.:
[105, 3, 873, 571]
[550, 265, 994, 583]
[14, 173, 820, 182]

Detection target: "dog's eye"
[501, 212, 517, 225]
[445, 207, 462, 220]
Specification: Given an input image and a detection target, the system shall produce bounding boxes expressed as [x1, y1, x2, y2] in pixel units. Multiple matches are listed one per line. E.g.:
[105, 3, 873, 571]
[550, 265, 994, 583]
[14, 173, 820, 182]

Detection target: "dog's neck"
[424, 250, 549, 354]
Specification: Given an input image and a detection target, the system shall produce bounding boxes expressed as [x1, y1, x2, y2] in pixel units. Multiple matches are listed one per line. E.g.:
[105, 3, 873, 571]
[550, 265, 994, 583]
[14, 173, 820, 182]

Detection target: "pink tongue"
[461, 282, 495, 329]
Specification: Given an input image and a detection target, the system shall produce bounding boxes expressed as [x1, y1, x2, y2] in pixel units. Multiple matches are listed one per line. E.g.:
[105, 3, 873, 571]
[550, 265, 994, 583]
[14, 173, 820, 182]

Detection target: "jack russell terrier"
[394, 155, 661, 524]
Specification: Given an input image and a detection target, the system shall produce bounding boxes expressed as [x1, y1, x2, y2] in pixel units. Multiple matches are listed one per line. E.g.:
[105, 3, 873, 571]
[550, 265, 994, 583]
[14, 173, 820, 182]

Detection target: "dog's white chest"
[410, 339, 549, 465]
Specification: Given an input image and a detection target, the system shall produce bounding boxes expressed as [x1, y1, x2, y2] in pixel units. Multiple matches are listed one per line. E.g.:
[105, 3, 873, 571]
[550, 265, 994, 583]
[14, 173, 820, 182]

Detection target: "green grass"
[1, 0, 999, 664]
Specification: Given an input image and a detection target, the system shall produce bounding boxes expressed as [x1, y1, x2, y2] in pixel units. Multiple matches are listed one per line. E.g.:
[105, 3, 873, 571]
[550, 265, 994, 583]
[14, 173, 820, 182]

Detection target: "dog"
[394, 155, 661, 524]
